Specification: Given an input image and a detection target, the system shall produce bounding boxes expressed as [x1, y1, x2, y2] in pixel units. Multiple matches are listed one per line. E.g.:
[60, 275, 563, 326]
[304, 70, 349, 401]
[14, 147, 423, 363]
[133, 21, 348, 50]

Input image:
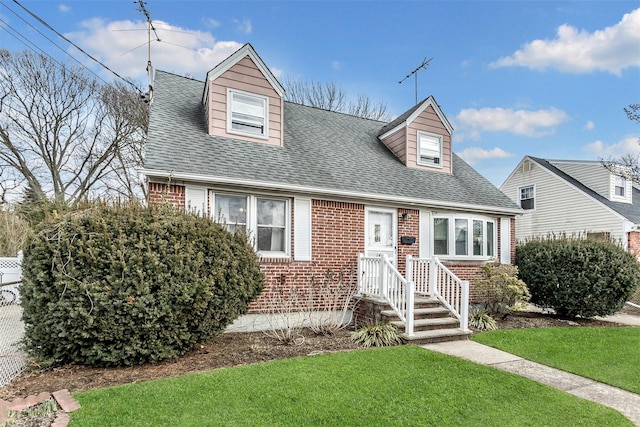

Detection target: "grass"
[473, 326, 640, 394]
[70, 346, 632, 426]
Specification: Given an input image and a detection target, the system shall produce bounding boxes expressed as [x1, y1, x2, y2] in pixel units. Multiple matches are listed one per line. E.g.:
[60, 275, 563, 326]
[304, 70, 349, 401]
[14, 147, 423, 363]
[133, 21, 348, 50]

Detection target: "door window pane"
[455, 219, 468, 256]
[433, 218, 449, 255]
[215, 195, 247, 233]
[368, 212, 393, 247]
[257, 198, 286, 252]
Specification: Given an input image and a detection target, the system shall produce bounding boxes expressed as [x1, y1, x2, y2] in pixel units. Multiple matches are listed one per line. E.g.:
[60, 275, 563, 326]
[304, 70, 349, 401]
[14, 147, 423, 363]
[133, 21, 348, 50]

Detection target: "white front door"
[365, 207, 397, 264]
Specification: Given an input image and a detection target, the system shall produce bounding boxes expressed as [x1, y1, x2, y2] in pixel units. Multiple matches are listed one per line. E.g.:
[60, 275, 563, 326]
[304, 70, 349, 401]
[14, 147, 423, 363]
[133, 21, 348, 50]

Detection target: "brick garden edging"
[0, 389, 80, 426]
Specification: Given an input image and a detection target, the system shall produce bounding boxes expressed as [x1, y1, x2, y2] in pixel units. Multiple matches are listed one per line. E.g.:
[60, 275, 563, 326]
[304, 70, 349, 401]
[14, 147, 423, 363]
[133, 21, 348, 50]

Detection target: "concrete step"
[381, 307, 451, 321]
[402, 328, 472, 345]
[414, 296, 441, 309]
[391, 317, 459, 332]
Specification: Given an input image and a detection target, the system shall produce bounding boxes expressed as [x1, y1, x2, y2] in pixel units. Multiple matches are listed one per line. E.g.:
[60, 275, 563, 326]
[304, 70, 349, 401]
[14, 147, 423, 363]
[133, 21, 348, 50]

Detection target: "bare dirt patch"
[0, 310, 632, 401]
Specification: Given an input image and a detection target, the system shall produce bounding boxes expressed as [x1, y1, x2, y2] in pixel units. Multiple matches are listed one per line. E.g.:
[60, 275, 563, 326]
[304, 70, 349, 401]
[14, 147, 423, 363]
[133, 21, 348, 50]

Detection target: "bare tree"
[0, 50, 148, 204]
[283, 77, 391, 121]
[602, 104, 640, 184]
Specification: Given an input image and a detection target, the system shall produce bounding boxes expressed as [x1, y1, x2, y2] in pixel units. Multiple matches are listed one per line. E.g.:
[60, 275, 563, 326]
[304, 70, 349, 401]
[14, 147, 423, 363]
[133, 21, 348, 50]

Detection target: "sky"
[1, 0, 639, 186]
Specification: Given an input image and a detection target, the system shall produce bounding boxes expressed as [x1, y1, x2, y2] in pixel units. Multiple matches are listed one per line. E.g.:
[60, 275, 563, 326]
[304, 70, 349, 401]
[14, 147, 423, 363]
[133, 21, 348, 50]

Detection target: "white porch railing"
[407, 255, 469, 332]
[357, 254, 415, 335]
[357, 254, 469, 335]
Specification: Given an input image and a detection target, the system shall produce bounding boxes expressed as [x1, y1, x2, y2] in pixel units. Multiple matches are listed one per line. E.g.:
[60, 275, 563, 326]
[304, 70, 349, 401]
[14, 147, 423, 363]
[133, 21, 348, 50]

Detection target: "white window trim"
[612, 176, 628, 201]
[417, 130, 443, 168]
[518, 184, 536, 211]
[431, 214, 497, 261]
[226, 88, 269, 140]
[210, 191, 290, 258]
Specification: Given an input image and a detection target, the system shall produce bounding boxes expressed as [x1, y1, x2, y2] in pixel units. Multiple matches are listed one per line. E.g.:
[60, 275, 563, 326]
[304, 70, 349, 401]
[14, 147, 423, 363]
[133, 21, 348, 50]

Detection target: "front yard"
[68, 345, 631, 426]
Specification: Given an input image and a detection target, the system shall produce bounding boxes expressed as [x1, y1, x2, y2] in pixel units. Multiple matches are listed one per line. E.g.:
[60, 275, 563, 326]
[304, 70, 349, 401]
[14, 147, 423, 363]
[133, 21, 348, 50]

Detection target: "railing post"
[429, 256, 437, 296]
[460, 280, 470, 332]
[380, 254, 388, 299]
[406, 255, 413, 284]
[406, 280, 415, 336]
[357, 253, 363, 295]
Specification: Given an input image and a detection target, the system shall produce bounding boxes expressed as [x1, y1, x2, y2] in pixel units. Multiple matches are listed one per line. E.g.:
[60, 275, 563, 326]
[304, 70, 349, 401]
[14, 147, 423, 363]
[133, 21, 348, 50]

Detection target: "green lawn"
[70, 345, 631, 426]
[473, 326, 640, 394]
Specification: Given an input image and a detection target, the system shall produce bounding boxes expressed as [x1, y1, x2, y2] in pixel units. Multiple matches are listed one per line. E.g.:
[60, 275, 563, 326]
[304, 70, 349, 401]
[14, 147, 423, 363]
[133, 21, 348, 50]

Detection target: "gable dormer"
[550, 160, 633, 204]
[202, 44, 284, 147]
[378, 96, 453, 174]
[610, 171, 632, 204]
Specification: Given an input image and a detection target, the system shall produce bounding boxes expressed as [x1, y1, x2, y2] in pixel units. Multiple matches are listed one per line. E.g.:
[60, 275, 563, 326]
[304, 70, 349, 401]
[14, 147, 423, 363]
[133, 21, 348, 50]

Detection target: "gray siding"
[501, 160, 627, 243]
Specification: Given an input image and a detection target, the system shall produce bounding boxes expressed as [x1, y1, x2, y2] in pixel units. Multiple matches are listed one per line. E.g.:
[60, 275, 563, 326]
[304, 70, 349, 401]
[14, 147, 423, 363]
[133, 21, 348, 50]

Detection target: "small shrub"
[516, 235, 640, 319]
[20, 201, 264, 367]
[475, 264, 530, 318]
[350, 322, 405, 348]
[469, 308, 497, 331]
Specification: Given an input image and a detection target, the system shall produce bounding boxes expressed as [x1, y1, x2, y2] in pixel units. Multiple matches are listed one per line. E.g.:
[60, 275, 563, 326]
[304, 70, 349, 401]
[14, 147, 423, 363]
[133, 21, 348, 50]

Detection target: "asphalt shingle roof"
[144, 71, 520, 213]
[530, 156, 640, 224]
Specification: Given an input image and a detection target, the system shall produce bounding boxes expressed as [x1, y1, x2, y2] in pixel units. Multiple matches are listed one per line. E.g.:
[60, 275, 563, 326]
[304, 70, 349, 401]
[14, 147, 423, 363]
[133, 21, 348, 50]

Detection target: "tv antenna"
[399, 57, 433, 105]
[135, 0, 159, 103]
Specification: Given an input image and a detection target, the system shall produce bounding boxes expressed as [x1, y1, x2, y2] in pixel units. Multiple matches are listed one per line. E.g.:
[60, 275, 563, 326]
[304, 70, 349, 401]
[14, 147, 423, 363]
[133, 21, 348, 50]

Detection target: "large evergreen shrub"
[516, 236, 640, 318]
[20, 201, 263, 367]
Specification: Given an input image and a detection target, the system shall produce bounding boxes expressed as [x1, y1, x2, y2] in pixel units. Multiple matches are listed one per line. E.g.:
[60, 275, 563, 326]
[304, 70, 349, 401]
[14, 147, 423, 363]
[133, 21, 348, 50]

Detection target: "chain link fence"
[0, 283, 25, 387]
[1, 254, 25, 387]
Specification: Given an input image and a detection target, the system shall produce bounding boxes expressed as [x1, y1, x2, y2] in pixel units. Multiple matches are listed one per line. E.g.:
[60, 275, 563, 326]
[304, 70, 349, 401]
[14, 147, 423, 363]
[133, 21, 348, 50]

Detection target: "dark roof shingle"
[144, 71, 520, 213]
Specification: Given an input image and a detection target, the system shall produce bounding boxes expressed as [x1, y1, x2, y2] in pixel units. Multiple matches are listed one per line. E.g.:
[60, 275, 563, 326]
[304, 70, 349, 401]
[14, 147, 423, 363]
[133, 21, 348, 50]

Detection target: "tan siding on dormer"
[206, 56, 283, 147]
[406, 105, 452, 174]
[381, 128, 407, 163]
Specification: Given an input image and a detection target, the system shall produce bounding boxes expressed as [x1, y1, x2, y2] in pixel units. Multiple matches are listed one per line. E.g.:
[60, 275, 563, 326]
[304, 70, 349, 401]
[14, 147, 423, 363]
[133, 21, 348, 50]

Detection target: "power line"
[10, 0, 143, 93]
[0, 3, 110, 86]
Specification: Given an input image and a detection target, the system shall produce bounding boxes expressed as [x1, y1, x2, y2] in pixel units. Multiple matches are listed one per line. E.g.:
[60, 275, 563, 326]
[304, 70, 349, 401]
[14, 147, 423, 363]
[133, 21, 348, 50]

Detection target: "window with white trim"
[227, 89, 268, 138]
[519, 185, 535, 210]
[417, 131, 442, 167]
[432, 215, 496, 259]
[614, 176, 626, 197]
[212, 192, 290, 257]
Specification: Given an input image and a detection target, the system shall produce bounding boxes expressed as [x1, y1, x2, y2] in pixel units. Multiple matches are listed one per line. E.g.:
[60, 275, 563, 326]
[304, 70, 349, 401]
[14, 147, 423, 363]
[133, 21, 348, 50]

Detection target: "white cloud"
[583, 136, 640, 158]
[204, 18, 220, 29]
[455, 107, 569, 140]
[59, 4, 70, 13]
[233, 19, 252, 35]
[457, 147, 514, 165]
[491, 8, 640, 75]
[65, 19, 243, 81]
[331, 60, 342, 70]
[584, 121, 595, 130]
[270, 67, 283, 79]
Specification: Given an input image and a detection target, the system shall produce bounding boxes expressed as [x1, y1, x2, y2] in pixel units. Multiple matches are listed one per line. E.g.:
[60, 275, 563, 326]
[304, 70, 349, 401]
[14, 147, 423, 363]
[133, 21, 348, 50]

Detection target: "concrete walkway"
[423, 314, 640, 426]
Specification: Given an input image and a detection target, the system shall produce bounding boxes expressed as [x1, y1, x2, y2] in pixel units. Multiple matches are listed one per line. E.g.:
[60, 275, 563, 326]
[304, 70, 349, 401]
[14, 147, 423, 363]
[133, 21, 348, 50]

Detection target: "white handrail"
[406, 255, 470, 332]
[357, 254, 415, 335]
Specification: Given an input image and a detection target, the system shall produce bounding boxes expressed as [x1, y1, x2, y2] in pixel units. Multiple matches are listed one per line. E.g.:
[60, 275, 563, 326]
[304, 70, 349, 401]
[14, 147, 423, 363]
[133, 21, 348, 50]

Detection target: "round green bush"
[516, 236, 640, 318]
[20, 202, 263, 367]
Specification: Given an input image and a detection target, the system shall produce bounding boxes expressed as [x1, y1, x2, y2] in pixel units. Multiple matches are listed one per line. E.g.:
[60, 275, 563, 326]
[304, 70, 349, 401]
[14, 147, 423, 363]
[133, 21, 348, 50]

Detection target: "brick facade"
[628, 231, 640, 260]
[148, 182, 518, 310]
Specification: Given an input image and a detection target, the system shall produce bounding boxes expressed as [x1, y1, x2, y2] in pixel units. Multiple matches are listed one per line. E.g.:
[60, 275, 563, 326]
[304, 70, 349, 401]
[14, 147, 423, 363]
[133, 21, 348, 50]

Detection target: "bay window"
[432, 215, 496, 259]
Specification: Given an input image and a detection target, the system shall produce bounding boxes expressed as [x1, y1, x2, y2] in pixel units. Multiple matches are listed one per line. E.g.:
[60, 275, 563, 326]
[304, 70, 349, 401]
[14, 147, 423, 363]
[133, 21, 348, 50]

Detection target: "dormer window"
[614, 176, 626, 197]
[417, 131, 442, 167]
[227, 89, 268, 139]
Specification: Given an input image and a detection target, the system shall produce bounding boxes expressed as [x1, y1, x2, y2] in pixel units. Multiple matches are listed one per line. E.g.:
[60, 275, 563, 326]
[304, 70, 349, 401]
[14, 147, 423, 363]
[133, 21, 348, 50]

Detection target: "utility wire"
[10, 0, 143, 93]
[1, 4, 110, 86]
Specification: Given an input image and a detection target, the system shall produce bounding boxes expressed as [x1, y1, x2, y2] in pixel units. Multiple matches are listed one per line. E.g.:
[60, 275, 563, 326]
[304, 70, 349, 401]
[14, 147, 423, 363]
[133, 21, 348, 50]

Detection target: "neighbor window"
[614, 176, 626, 197]
[519, 185, 535, 210]
[212, 192, 289, 256]
[433, 215, 496, 259]
[228, 89, 268, 138]
[417, 131, 442, 167]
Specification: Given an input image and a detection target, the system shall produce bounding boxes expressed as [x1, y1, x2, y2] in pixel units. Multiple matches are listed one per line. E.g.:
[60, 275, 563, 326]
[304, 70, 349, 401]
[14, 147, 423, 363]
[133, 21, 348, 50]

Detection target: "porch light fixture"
[401, 212, 409, 221]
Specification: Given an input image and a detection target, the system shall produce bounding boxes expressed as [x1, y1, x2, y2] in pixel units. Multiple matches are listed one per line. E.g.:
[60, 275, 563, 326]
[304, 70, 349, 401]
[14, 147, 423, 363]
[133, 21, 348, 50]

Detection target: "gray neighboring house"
[141, 43, 521, 316]
[500, 156, 640, 257]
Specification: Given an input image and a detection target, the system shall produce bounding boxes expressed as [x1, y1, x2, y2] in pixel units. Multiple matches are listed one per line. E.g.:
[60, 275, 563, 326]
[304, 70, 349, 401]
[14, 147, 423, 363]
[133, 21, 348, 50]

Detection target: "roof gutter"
[140, 168, 523, 216]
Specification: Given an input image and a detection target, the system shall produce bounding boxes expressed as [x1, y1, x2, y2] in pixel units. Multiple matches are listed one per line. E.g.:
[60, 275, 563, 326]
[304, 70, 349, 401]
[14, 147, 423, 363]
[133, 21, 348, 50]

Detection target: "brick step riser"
[403, 333, 470, 345]
[395, 322, 460, 333]
[381, 312, 452, 322]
